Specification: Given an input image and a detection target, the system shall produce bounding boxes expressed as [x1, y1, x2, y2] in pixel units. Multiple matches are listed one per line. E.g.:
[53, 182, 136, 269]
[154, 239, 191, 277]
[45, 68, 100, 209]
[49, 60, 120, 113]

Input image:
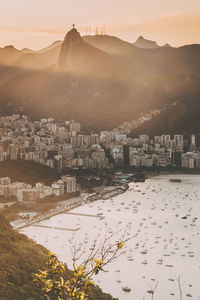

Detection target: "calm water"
[22, 174, 200, 300]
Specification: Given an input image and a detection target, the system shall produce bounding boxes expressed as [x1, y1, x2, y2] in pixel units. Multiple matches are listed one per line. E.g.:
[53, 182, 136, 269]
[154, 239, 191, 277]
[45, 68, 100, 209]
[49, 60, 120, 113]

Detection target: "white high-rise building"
[69, 121, 81, 133]
[161, 135, 171, 147]
[191, 134, 196, 145]
[10, 144, 18, 160]
[139, 135, 149, 144]
[62, 176, 77, 193]
[190, 134, 196, 152]
[174, 135, 183, 145]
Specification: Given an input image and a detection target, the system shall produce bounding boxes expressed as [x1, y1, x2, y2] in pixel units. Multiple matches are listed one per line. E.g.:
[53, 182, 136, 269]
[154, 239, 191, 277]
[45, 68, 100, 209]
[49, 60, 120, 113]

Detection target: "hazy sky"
[0, 0, 200, 49]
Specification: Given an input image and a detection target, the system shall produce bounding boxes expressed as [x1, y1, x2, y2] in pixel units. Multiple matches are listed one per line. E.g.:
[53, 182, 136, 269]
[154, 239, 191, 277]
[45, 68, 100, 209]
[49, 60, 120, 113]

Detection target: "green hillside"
[0, 215, 116, 300]
[0, 160, 59, 185]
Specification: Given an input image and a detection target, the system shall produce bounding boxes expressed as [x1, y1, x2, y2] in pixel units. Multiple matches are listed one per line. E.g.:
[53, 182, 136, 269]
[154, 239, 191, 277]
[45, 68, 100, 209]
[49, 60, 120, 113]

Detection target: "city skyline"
[0, 0, 200, 49]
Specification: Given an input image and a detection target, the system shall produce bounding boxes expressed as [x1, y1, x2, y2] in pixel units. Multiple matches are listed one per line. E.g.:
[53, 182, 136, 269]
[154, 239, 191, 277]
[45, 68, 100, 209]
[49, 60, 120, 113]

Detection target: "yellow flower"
[93, 258, 104, 274]
[116, 241, 125, 249]
[94, 258, 103, 265]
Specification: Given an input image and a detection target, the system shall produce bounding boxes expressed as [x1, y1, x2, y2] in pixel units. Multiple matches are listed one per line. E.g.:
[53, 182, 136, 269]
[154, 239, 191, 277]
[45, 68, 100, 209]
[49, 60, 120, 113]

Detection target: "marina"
[21, 174, 200, 300]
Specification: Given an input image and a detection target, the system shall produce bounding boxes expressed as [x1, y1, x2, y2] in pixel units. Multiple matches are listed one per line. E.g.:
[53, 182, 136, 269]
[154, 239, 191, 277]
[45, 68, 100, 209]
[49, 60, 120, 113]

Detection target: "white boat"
[122, 286, 131, 292]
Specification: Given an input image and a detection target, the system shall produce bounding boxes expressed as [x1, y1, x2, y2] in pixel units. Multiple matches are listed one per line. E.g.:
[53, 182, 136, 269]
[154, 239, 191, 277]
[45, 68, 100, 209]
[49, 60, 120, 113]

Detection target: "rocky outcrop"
[58, 27, 83, 72]
[134, 36, 159, 49]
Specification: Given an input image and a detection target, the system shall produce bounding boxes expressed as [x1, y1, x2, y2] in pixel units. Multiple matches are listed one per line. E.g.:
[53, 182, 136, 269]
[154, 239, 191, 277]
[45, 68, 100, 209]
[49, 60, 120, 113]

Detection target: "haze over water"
[22, 174, 200, 299]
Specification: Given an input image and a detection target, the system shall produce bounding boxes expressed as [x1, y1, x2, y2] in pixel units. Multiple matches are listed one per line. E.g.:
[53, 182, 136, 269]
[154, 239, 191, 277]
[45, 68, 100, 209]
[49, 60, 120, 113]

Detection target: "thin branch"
[147, 281, 158, 300]
[175, 275, 184, 300]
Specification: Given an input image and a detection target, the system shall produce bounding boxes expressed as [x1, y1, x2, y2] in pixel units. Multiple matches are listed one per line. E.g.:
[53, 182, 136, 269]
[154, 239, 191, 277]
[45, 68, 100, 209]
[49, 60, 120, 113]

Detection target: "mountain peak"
[3, 45, 17, 52]
[134, 36, 159, 49]
[64, 27, 82, 41]
[163, 43, 171, 48]
[58, 27, 83, 72]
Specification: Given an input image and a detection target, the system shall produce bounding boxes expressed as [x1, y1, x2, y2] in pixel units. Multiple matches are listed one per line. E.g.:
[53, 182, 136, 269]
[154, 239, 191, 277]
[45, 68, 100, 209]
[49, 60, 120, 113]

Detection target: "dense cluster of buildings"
[0, 176, 77, 202]
[0, 114, 200, 171]
[126, 134, 199, 169]
[0, 114, 108, 171]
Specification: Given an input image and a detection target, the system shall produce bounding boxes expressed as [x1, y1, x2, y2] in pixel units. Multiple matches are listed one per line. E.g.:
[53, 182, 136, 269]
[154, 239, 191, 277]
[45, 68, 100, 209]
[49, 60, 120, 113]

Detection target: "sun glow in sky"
[0, 0, 200, 49]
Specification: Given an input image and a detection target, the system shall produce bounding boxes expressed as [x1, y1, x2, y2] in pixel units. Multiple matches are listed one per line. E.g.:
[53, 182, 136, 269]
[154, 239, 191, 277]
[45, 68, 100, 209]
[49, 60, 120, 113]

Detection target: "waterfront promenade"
[13, 196, 83, 230]
[12, 185, 126, 230]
